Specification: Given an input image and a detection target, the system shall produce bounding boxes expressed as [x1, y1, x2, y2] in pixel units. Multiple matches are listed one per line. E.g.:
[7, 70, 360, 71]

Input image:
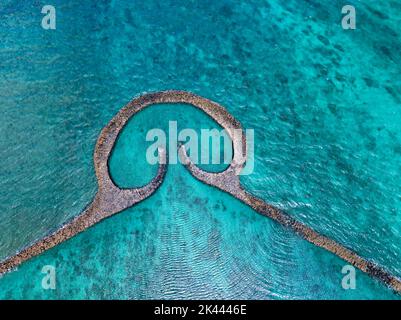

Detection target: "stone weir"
[0, 91, 400, 295]
[0, 90, 242, 275]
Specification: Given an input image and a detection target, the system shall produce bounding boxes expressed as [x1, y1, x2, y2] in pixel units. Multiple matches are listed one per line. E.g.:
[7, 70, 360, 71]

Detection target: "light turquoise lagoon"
[0, 0, 401, 299]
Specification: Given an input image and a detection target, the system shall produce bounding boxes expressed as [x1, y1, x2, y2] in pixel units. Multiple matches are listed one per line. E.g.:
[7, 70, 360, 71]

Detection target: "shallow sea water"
[0, 0, 401, 299]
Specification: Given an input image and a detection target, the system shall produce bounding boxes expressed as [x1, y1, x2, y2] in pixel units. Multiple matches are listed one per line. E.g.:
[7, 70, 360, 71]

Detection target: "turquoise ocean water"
[0, 0, 401, 299]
